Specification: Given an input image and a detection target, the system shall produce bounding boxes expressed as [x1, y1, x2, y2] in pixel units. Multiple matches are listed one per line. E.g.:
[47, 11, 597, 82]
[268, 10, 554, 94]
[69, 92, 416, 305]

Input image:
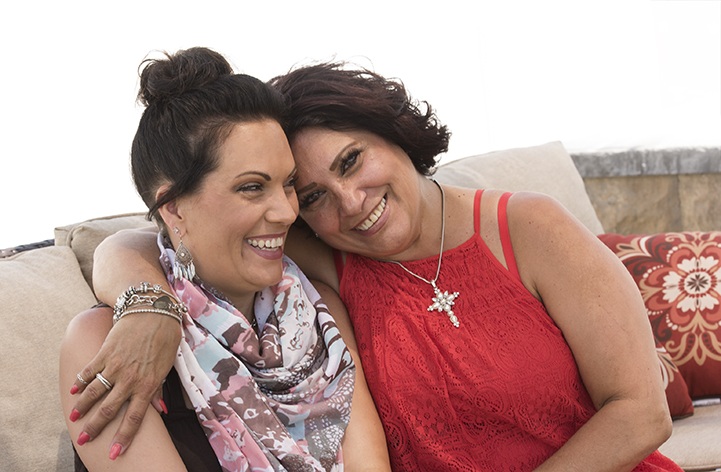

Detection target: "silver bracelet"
[113, 282, 187, 324]
[114, 307, 183, 324]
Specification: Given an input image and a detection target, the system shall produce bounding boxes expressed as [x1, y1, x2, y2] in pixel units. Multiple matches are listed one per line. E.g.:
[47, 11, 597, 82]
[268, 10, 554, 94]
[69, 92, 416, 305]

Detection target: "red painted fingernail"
[69, 409, 81, 422]
[159, 398, 168, 415]
[109, 443, 123, 460]
[70, 385, 79, 395]
[77, 432, 90, 446]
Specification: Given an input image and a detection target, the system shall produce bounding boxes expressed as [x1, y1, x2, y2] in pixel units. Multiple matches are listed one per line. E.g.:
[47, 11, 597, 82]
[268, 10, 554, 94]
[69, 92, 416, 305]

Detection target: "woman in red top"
[70, 57, 681, 470]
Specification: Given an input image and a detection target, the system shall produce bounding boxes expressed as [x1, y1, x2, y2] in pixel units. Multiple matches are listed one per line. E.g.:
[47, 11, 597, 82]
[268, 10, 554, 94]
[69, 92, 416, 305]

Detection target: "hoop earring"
[172, 228, 196, 281]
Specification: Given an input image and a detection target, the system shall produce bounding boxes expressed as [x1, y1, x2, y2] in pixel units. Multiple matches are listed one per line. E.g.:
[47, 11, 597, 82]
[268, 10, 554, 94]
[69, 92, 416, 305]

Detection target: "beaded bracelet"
[114, 307, 184, 324]
[113, 282, 187, 324]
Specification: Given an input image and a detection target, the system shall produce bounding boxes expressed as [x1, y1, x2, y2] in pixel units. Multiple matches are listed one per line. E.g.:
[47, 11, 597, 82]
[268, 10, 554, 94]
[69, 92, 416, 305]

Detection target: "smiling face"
[291, 127, 432, 261]
[170, 119, 298, 309]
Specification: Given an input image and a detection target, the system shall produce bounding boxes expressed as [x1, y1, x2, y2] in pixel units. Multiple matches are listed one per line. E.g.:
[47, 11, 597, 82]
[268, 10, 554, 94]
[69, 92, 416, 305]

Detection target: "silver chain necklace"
[389, 180, 460, 328]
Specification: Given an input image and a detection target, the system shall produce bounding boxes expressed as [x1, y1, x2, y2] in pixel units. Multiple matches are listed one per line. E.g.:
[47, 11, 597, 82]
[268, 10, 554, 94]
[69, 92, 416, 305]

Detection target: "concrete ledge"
[569, 147, 721, 234]
[571, 147, 721, 178]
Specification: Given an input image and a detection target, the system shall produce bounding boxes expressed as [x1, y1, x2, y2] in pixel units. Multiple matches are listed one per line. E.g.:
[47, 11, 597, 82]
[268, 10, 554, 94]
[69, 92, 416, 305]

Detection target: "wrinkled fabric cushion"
[54, 213, 154, 288]
[599, 232, 721, 399]
[0, 245, 97, 472]
[434, 141, 604, 235]
[658, 403, 721, 471]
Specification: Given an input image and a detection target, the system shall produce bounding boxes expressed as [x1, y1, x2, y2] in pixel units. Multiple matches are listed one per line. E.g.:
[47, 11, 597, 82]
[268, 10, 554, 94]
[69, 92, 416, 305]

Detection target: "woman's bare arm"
[313, 281, 391, 471]
[60, 306, 187, 469]
[92, 227, 166, 303]
[508, 193, 671, 471]
[68, 228, 180, 455]
[71, 225, 344, 455]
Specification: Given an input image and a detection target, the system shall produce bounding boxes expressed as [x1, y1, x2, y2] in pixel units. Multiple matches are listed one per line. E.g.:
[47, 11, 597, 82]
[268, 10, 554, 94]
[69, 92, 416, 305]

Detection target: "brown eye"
[285, 175, 298, 188]
[340, 149, 360, 175]
[299, 189, 324, 210]
[236, 183, 263, 193]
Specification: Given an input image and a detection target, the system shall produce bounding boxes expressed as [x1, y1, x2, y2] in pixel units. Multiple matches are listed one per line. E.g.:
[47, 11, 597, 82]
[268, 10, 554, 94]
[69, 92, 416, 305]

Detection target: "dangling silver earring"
[172, 227, 196, 281]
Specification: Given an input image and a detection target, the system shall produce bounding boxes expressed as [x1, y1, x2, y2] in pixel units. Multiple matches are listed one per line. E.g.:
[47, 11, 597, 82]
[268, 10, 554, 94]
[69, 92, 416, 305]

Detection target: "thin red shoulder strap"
[498, 192, 521, 281]
[476, 189, 521, 281]
[473, 189, 484, 234]
[333, 249, 345, 282]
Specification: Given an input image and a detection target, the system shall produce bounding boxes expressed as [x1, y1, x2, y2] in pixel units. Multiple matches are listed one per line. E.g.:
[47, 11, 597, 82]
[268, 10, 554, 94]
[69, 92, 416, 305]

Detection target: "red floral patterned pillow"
[655, 339, 694, 418]
[599, 232, 721, 401]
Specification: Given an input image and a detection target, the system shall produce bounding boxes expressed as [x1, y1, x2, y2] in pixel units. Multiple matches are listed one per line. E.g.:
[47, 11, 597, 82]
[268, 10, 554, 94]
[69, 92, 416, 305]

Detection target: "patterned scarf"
[157, 235, 355, 471]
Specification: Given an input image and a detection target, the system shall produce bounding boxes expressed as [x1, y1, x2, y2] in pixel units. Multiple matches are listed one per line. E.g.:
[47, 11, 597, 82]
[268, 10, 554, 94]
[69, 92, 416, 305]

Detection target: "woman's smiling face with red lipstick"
[174, 119, 298, 306]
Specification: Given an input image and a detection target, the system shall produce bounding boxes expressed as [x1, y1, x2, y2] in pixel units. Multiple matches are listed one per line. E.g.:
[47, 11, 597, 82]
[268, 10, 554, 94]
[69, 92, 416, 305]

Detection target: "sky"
[1, 0, 719, 248]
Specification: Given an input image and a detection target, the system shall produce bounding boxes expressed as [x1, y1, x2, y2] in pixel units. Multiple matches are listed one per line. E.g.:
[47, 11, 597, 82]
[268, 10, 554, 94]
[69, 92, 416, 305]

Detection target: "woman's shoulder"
[504, 191, 607, 293]
[63, 305, 114, 346]
[505, 191, 589, 240]
[71, 304, 114, 325]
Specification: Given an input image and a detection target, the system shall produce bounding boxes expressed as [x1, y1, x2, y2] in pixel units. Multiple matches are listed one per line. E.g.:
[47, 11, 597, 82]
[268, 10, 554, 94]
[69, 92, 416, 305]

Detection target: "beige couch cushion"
[434, 141, 604, 234]
[659, 403, 721, 471]
[0, 245, 98, 472]
[55, 213, 155, 289]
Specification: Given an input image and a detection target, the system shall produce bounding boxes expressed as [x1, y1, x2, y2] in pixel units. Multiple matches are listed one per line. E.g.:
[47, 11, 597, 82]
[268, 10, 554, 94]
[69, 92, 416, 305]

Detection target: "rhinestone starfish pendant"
[427, 280, 460, 327]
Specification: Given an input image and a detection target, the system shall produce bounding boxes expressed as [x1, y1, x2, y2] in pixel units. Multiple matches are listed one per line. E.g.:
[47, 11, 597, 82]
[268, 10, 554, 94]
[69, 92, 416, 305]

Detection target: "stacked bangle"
[113, 282, 187, 325]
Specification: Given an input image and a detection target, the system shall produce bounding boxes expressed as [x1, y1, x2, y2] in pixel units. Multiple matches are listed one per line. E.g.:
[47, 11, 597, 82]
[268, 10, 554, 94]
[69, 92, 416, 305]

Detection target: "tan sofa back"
[434, 141, 604, 234]
[0, 141, 601, 471]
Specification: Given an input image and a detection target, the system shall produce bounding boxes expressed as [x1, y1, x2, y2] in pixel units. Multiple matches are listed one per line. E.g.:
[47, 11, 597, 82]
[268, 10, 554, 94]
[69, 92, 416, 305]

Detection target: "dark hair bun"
[137, 47, 233, 106]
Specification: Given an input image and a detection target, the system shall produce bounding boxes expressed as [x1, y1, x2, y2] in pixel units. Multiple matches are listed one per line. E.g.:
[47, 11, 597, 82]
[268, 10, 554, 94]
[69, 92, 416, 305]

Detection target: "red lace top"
[336, 190, 681, 471]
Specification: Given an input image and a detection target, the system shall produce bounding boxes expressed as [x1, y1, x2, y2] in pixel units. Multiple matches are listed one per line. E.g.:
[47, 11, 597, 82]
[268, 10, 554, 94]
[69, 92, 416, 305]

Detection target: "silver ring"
[76, 373, 88, 386]
[95, 373, 113, 391]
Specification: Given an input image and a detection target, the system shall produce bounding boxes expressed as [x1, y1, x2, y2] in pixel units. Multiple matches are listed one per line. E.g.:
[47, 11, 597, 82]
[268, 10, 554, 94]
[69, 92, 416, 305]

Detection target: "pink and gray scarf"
[158, 235, 355, 471]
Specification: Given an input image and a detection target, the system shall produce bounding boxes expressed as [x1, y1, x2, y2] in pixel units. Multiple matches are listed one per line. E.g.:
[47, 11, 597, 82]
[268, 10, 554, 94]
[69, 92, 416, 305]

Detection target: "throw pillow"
[54, 213, 155, 288]
[433, 141, 605, 235]
[0, 245, 98, 471]
[656, 340, 694, 419]
[599, 232, 721, 399]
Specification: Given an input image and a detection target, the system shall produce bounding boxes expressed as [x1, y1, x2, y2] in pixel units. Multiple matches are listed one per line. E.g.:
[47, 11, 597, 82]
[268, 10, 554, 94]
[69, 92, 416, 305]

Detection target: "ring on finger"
[76, 373, 89, 386]
[95, 373, 113, 391]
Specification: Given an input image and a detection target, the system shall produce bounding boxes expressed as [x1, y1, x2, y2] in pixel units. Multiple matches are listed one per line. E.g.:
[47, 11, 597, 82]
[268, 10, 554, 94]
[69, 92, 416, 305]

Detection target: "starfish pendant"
[427, 281, 460, 328]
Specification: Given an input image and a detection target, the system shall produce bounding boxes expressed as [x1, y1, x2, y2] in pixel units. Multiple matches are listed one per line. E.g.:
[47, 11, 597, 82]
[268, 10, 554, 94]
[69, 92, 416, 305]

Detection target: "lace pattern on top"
[338, 190, 681, 472]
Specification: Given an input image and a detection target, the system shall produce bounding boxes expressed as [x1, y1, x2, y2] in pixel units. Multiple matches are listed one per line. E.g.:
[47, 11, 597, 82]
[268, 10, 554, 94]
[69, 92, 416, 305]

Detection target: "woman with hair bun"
[70, 50, 682, 471]
[59, 47, 390, 471]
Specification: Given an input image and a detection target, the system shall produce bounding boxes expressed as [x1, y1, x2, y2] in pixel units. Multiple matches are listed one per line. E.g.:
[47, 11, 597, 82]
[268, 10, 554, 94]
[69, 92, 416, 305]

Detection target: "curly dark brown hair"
[269, 62, 451, 176]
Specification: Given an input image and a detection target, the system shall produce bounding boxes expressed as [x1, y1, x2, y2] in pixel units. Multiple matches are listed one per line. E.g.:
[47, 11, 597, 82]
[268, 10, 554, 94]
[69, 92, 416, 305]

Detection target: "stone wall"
[570, 147, 721, 234]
